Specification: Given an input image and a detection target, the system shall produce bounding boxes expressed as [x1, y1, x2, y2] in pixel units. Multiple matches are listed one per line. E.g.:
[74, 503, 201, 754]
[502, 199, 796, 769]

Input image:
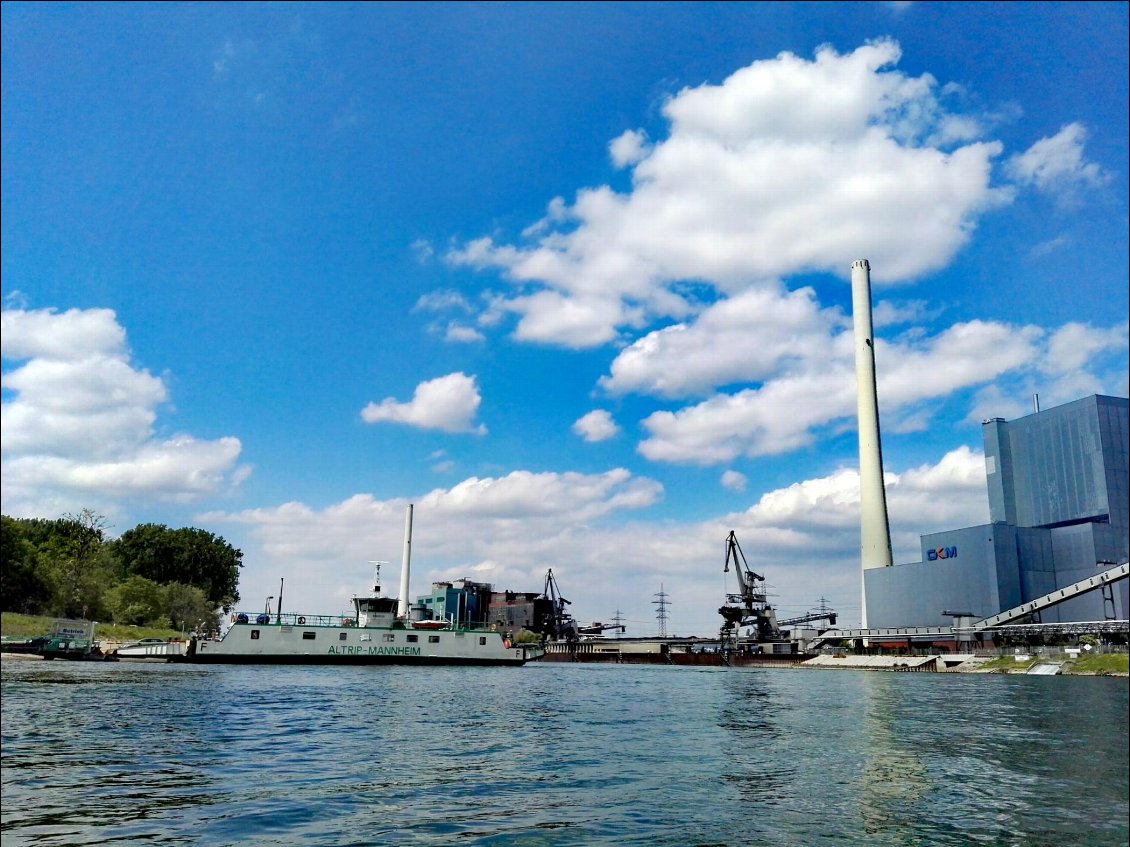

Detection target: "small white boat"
[409, 619, 450, 631]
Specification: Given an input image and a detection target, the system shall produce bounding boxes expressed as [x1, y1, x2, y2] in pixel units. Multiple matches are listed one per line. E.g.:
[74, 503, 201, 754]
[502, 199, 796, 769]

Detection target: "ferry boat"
[185, 506, 539, 666]
[187, 589, 535, 666]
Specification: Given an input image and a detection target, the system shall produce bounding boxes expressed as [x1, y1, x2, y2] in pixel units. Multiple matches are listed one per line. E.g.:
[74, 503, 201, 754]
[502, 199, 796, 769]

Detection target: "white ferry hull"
[189, 623, 537, 666]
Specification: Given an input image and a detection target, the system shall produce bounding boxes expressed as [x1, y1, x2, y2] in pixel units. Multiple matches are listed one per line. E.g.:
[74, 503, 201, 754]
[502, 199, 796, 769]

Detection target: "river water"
[1, 658, 1127, 847]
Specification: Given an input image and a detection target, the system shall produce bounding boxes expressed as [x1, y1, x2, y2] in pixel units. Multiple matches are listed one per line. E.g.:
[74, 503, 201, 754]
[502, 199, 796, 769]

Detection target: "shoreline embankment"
[6, 647, 1125, 676]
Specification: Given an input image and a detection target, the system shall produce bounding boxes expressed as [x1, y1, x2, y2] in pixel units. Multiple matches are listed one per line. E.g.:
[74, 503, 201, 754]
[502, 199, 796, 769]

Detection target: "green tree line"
[1, 509, 241, 634]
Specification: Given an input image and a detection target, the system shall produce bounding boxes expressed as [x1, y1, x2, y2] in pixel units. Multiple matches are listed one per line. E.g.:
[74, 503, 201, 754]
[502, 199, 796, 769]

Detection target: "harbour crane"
[718, 530, 783, 644]
[540, 568, 580, 641]
[717, 532, 838, 654]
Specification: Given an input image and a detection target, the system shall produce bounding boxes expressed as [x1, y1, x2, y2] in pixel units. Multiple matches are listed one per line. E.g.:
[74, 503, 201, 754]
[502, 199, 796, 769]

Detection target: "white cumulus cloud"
[633, 319, 1051, 465]
[361, 372, 487, 434]
[573, 410, 621, 442]
[1, 307, 246, 517]
[448, 39, 1010, 348]
[600, 284, 837, 399]
[205, 468, 665, 620]
[609, 129, 651, 168]
[721, 470, 747, 492]
[443, 324, 486, 344]
[1005, 123, 1109, 192]
[1041, 321, 1128, 376]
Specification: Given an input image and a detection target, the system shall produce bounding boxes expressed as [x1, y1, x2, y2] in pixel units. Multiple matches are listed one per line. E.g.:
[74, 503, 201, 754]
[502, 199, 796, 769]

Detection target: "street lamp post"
[265, 595, 275, 616]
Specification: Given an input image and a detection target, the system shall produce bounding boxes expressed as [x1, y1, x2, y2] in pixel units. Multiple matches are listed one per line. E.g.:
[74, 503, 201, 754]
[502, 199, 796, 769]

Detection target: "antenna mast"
[368, 560, 389, 595]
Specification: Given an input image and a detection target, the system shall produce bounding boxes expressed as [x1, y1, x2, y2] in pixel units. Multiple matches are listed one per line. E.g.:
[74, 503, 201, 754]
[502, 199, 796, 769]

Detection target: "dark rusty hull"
[536, 648, 813, 667]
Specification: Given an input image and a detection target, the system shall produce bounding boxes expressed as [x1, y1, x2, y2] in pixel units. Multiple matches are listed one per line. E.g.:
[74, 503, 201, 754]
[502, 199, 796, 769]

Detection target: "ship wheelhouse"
[354, 596, 398, 628]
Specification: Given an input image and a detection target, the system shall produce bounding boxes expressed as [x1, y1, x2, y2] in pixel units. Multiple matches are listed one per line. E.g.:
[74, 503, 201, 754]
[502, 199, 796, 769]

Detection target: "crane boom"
[717, 532, 838, 655]
[541, 568, 579, 641]
[718, 530, 781, 642]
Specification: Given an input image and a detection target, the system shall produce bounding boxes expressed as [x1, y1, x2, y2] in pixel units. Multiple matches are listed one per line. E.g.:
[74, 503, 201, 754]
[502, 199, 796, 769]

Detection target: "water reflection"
[855, 674, 930, 839]
[718, 669, 778, 736]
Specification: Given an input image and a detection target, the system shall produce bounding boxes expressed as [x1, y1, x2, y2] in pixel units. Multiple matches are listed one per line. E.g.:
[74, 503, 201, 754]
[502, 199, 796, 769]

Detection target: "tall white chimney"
[397, 503, 414, 618]
[851, 259, 893, 629]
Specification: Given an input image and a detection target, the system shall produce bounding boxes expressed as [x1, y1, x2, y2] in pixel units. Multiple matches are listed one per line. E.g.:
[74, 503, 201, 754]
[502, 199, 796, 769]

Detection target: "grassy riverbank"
[1, 612, 182, 644]
[975, 652, 1128, 675]
[1068, 653, 1130, 674]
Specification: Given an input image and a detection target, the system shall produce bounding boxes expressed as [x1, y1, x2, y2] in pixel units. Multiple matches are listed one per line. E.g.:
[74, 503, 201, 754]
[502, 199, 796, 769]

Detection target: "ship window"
[302, 632, 316, 640]
[406, 634, 419, 643]
[250, 630, 260, 640]
[382, 634, 395, 642]
[338, 633, 348, 641]
[428, 635, 440, 644]
[479, 637, 487, 645]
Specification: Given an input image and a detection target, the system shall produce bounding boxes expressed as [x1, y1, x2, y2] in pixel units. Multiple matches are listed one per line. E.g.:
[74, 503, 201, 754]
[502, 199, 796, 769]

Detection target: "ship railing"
[231, 612, 359, 628]
[230, 612, 519, 633]
[405, 619, 511, 633]
[278, 613, 357, 628]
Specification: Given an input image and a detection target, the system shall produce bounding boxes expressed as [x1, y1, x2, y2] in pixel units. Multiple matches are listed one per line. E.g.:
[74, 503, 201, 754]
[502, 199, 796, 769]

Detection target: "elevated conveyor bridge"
[970, 561, 1127, 629]
[811, 561, 1128, 646]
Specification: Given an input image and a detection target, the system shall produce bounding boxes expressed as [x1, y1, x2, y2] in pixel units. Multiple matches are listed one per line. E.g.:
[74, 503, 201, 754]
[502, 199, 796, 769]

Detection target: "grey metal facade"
[867, 394, 1129, 628]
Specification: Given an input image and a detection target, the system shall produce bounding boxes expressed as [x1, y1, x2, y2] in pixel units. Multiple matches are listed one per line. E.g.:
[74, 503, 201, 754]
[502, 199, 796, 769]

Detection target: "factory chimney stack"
[851, 259, 893, 629]
[398, 504, 414, 619]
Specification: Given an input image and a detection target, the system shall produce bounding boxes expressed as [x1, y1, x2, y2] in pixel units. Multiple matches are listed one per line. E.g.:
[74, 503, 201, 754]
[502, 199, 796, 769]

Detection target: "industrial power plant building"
[864, 394, 1129, 629]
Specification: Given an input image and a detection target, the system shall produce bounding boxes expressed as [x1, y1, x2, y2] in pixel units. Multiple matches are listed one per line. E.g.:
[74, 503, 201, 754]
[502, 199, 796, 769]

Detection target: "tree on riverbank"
[0, 512, 241, 633]
[0, 510, 115, 619]
[113, 524, 241, 610]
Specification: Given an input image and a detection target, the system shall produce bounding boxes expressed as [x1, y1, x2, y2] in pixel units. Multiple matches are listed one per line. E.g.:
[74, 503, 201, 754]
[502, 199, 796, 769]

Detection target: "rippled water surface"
[2, 659, 1127, 846]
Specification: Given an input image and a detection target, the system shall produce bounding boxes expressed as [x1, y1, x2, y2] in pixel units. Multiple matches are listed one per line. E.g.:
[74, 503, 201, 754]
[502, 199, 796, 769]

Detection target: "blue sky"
[3, 2, 1127, 634]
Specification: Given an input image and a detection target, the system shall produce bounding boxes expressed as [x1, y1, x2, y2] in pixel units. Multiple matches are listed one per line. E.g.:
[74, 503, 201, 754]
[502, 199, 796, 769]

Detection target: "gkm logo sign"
[927, 546, 957, 561]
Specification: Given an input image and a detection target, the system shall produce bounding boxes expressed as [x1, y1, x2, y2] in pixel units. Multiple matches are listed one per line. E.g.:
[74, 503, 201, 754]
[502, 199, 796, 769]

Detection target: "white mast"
[851, 259, 893, 630]
[398, 503, 414, 618]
